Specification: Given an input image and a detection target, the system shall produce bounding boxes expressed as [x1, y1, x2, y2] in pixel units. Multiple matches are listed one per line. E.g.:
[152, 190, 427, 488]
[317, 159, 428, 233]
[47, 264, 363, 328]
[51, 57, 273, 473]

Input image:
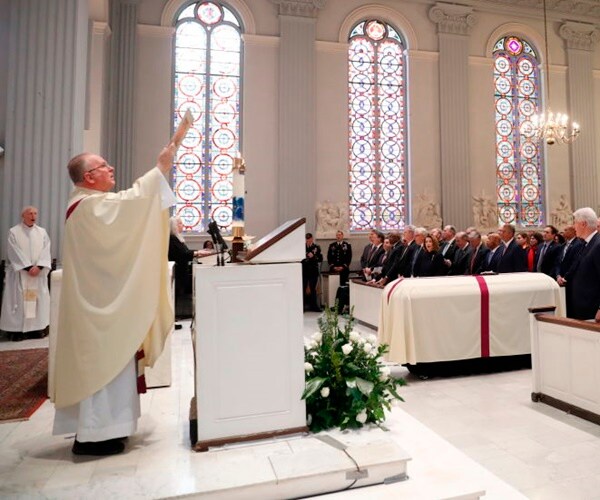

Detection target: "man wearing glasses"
[51, 143, 177, 456]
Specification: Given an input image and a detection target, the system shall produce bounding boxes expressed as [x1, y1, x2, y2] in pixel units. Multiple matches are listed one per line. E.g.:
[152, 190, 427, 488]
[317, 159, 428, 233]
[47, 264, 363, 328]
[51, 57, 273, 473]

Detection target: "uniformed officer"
[302, 233, 323, 312]
[327, 230, 352, 285]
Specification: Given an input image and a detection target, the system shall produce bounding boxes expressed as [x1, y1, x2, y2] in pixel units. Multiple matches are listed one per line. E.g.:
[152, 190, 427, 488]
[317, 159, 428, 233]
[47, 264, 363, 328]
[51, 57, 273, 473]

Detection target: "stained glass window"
[493, 36, 544, 227]
[348, 20, 407, 232]
[173, 1, 242, 232]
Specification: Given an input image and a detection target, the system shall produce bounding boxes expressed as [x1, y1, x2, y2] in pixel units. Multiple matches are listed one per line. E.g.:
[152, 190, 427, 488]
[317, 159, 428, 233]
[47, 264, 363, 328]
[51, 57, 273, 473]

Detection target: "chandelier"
[531, 0, 580, 145]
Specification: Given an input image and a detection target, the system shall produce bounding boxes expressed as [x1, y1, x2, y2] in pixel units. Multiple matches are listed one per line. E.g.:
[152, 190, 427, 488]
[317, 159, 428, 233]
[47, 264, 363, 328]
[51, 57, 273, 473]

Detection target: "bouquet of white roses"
[302, 307, 405, 432]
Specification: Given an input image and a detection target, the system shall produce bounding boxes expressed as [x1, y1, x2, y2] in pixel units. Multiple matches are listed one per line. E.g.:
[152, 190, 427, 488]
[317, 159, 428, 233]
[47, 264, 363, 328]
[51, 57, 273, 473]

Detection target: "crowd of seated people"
[342, 221, 593, 290]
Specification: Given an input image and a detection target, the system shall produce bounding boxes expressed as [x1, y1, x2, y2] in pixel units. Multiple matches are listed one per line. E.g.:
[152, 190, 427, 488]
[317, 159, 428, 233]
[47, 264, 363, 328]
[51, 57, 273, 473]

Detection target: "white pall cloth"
[378, 273, 564, 365]
[0, 223, 51, 333]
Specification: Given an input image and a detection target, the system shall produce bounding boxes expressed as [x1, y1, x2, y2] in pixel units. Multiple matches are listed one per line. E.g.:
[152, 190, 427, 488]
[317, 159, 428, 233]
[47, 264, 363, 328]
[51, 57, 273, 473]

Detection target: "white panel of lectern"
[193, 220, 307, 450]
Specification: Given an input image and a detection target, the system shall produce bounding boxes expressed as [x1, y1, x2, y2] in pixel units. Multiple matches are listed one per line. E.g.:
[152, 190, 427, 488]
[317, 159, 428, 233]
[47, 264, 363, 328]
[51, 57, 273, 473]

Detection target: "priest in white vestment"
[0, 206, 51, 341]
[51, 143, 176, 456]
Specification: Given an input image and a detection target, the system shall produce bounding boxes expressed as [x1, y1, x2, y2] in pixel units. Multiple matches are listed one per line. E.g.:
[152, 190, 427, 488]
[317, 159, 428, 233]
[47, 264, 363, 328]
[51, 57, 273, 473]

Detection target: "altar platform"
[10, 317, 597, 499]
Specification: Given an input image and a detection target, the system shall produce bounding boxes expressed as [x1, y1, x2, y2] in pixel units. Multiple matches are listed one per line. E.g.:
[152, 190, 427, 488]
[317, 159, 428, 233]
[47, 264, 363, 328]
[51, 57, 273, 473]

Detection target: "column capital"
[559, 22, 600, 51]
[271, 0, 326, 18]
[428, 2, 476, 36]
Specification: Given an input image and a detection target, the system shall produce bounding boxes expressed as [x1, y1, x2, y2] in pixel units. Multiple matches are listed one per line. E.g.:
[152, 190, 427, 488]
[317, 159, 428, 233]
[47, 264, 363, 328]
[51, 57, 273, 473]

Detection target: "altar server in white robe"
[51, 143, 177, 456]
[0, 206, 51, 341]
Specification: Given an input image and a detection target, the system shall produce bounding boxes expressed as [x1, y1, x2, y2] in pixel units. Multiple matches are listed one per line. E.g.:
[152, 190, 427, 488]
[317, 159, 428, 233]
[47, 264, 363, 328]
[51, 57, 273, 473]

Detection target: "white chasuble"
[0, 224, 51, 332]
[51, 167, 174, 410]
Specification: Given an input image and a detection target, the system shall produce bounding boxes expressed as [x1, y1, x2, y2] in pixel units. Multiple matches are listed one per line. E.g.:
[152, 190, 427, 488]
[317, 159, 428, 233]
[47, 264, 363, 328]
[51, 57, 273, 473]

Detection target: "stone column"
[559, 22, 599, 212]
[105, 0, 139, 191]
[272, 0, 325, 229]
[429, 3, 476, 229]
[1, 0, 88, 260]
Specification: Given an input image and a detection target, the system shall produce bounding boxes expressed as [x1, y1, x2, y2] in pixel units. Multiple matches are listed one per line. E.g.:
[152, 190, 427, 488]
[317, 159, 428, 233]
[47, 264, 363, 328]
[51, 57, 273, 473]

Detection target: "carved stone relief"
[550, 194, 573, 228]
[315, 201, 349, 238]
[414, 192, 443, 230]
[472, 190, 499, 231]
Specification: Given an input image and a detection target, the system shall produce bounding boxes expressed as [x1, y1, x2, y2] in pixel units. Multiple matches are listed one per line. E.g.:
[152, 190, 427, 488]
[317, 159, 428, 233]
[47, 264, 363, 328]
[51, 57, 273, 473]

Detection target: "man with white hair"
[0, 206, 51, 341]
[563, 207, 600, 321]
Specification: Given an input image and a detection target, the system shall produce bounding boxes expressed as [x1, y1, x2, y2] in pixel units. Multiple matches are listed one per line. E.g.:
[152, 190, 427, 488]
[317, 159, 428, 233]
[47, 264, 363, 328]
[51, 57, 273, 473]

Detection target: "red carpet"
[0, 348, 48, 422]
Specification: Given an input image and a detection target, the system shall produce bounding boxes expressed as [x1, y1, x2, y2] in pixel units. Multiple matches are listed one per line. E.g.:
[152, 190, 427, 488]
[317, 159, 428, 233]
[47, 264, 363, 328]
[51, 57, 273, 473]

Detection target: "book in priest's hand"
[172, 109, 194, 148]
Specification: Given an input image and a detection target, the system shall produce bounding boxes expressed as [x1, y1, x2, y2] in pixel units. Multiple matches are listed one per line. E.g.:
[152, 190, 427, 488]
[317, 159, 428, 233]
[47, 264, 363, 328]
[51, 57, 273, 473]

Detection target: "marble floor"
[1, 314, 600, 499]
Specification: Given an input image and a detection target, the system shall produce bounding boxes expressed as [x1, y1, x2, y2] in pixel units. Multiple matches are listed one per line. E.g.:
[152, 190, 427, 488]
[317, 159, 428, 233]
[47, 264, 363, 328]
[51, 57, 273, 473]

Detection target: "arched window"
[348, 20, 407, 232]
[493, 36, 544, 227]
[173, 1, 242, 232]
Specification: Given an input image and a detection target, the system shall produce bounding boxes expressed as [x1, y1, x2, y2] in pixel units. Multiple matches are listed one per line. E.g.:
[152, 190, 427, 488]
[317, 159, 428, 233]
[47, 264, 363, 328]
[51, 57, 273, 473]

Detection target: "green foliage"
[302, 307, 406, 433]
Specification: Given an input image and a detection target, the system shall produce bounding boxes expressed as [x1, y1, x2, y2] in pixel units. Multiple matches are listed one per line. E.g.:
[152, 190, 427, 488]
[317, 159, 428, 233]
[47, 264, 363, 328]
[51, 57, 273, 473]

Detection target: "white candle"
[232, 155, 245, 227]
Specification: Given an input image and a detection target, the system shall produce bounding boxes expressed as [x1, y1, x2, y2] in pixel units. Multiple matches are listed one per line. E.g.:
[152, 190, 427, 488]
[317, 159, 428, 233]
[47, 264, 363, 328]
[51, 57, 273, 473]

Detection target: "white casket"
[379, 273, 565, 365]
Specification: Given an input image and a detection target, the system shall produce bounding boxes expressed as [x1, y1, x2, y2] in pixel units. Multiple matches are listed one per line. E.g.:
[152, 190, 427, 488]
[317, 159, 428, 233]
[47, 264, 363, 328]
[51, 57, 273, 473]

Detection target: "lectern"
[192, 218, 308, 451]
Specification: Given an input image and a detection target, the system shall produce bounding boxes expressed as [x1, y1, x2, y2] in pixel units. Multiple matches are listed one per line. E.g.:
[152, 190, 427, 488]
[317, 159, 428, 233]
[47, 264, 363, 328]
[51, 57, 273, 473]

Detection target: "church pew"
[530, 307, 600, 425]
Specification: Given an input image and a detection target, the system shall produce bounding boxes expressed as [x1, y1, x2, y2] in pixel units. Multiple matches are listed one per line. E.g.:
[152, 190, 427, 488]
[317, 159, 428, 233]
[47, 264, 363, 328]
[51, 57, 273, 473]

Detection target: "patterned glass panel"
[173, 2, 242, 232]
[348, 21, 407, 232]
[494, 36, 543, 227]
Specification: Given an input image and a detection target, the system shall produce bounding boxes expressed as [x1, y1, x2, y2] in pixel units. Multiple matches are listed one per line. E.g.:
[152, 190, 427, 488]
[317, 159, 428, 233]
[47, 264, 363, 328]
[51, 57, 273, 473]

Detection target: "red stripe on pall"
[474, 275, 490, 357]
[386, 277, 404, 304]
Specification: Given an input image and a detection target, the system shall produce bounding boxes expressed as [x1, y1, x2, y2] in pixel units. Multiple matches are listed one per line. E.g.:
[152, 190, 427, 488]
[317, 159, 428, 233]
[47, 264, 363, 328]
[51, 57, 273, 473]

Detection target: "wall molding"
[243, 34, 280, 47]
[315, 40, 347, 53]
[138, 24, 175, 38]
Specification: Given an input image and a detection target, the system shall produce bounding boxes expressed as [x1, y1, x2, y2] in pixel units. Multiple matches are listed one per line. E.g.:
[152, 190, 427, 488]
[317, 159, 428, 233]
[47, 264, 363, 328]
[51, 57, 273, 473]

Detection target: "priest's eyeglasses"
[86, 163, 111, 174]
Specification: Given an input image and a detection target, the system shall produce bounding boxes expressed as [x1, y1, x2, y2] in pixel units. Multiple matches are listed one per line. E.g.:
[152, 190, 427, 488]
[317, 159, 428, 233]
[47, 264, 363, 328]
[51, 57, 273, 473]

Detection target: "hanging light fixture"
[531, 0, 580, 145]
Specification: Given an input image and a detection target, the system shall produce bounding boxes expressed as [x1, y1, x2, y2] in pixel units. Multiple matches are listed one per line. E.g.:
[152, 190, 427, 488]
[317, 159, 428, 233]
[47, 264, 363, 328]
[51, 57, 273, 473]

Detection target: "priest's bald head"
[67, 153, 116, 192]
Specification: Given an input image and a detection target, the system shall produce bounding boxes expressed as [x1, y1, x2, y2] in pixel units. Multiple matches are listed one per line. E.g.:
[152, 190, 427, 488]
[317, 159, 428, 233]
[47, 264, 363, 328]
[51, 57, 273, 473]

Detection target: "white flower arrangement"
[302, 307, 405, 432]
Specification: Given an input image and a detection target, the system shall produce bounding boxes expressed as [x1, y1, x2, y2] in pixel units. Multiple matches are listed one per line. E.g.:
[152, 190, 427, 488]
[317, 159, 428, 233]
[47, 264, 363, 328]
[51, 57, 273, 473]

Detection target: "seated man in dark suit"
[360, 229, 385, 281]
[449, 232, 472, 275]
[370, 234, 396, 282]
[439, 225, 457, 272]
[563, 207, 600, 321]
[556, 225, 584, 285]
[497, 224, 527, 273]
[536, 225, 561, 278]
[481, 232, 503, 273]
[407, 227, 427, 277]
[466, 231, 489, 275]
[376, 226, 416, 286]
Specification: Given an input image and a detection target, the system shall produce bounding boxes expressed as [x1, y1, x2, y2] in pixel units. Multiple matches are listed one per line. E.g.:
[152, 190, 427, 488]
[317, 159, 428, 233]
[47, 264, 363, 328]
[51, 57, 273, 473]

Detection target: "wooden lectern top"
[244, 217, 306, 263]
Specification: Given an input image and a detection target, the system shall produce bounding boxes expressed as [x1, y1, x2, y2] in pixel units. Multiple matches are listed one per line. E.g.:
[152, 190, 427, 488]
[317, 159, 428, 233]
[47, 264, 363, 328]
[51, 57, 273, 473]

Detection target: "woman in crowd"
[516, 231, 529, 250]
[527, 232, 543, 272]
[413, 234, 446, 277]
